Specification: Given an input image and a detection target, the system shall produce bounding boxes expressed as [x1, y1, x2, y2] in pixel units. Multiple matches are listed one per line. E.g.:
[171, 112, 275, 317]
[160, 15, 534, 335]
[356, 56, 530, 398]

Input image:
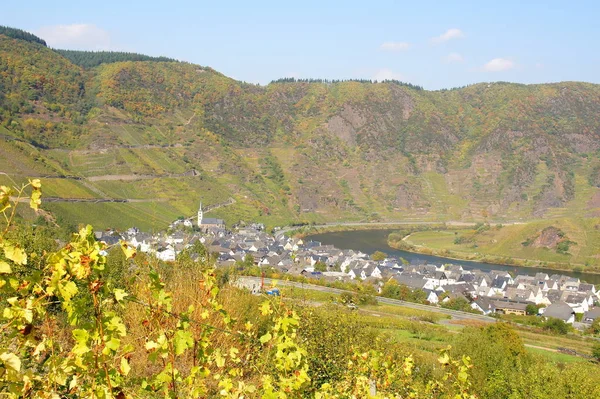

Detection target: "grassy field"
[402, 217, 600, 269]
[276, 284, 599, 365]
[279, 286, 340, 303]
[360, 303, 449, 322]
[525, 347, 586, 363]
[44, 201, 182, 231]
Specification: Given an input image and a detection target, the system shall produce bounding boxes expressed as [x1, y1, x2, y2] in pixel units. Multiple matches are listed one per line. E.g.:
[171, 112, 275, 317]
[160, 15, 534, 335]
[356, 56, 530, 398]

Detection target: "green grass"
[278, 283, 592, 362]
[406, 230, 458, 249]
[361, 304, 449, 322]
[526, 347, 587, 363]
[40, 178, 99, 198]
[280, 287, 340, 302]
[403, 218, 600, 269]
[0, 141, 57, 176]
[44, 201, 181, 231]
[131, 148, 188, 174]
[517, 329, 597, 355]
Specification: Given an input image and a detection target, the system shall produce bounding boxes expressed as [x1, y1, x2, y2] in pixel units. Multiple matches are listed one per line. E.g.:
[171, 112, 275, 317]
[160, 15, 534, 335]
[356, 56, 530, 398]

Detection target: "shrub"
[543, 317, 571, 334]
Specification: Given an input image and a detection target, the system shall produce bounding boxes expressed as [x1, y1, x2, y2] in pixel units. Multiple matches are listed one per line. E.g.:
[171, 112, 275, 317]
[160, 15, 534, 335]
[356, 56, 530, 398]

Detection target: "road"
[237, 276, 496, 323]
[274, 220, 525, 239]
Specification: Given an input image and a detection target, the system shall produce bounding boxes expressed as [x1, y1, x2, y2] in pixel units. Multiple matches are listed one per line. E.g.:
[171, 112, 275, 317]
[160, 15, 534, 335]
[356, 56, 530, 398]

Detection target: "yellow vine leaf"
[4, 244, 27, 265]
[120, 241, 137, 259]
[29, 189, 41, 211]
[0, 352, 21, 372]
[29, 179, 41, 189]
[0, 261, 12, 274]
[260, 301, 272, 316]
[120, 357, 131, 376]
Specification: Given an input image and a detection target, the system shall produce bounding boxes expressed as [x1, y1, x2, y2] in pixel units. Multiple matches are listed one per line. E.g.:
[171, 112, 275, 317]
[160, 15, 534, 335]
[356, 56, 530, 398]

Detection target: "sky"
[2, 0, 599, 89]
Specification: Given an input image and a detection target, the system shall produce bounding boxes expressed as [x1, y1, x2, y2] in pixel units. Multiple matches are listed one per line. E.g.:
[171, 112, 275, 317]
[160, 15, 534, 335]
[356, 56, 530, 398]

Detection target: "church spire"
[197, 201, 203, 227]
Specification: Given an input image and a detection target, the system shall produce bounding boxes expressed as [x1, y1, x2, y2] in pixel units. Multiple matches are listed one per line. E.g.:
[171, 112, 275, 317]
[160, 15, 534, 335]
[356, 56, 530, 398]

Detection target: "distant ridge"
[270, 77, 424, 90]
[55, 49, 178, 68]
[0, 25, 46, 46]
[0, 25, 177, 68]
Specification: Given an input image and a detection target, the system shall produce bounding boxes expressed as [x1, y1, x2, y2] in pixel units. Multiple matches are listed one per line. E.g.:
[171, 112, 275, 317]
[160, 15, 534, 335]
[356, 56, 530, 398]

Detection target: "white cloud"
[372, 68, 406, 82]
[483, 58, 515, 72]
[36, 24, 112, 50]
[379, 41, 411, 51]
[444, 52, 464, 63]
[431, 28, 465, 44]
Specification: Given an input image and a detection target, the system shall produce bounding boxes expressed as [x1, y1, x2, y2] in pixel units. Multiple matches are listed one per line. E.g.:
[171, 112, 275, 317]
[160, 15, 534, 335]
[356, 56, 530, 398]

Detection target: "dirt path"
[12, 196, 168, 204]
[86, 170, 199, 182]
[184, 113, 196, 126]
[87, 174, 158, 182]
[523, 344, 558, 353]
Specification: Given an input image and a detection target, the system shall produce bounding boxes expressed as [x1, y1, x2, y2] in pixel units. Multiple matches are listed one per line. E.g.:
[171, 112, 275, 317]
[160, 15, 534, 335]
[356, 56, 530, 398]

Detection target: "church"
[197, 202, 225, 231]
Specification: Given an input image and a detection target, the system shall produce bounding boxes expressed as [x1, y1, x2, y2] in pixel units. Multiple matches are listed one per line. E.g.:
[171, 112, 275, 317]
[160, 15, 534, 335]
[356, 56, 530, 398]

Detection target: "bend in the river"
[306, 229, 600, 285]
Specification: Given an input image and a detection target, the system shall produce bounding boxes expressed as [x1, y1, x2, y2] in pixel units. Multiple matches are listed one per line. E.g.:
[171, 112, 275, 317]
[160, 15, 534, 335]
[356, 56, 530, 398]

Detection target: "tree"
[314, 261, 327, 272]
[442, 296, 474, 312]
[451, 323, 528, 399]
[588, 318, 600, 335]
[543, 317, 570, 335]
[592, 343, 600, 362]
[525, 304, 538, 315]
[371, 251, 387, 261]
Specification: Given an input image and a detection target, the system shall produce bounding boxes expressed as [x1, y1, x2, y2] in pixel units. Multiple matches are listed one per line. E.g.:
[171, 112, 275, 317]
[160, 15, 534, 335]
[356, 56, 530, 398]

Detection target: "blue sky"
[2, 0, 599, 89]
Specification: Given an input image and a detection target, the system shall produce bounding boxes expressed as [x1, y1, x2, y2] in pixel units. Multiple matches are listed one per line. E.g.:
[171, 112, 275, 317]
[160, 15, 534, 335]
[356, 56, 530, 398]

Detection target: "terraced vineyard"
[3, 31, 600, 269]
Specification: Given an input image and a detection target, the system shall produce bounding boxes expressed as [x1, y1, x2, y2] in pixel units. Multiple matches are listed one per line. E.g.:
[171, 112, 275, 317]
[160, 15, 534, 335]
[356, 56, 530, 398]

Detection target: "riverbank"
[388, 236, 600, 276]
[305, 228, 600, 284]
[290, 220, 600, 275]
[387, 219, 600, 275]
[288, 222, 447, 239]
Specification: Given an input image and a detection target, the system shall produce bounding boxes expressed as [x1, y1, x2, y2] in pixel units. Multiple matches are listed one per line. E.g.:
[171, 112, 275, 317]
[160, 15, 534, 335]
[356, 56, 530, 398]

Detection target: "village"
[95, 204, 600, 329]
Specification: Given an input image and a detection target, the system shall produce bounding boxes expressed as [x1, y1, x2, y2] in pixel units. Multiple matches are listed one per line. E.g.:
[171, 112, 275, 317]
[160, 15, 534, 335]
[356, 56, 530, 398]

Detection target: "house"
[583, 307, 600, 323]
[563, 293, 590, 313]
[127, 233, 153, 253]
[562, 278, 580, 292]
[425, 271, 449, 287]
[474, 274, 492, 289]
[578, 283, 597, 295]
[233, 277, 261, 295]
[493, 299, 530, 316]
[423, 289, 440, 304]
[489, 277, 509, 295]
[542, 301, 575, 324]
[363, 265, 383, 279]
[504, 287, 535, 302]
[471, 297, 496, 315]
[156, 246, 176, 262]
[392, 274, 430, 290]
[348, 268, 365, 280]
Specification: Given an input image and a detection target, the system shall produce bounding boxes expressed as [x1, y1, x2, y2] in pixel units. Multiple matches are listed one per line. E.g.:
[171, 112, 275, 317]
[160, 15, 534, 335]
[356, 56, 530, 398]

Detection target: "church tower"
[197, 202, 203, 227]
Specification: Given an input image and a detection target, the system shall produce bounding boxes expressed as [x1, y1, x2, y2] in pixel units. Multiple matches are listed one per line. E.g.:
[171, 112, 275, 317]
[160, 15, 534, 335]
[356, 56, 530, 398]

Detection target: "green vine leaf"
[260, 332, 272, 345]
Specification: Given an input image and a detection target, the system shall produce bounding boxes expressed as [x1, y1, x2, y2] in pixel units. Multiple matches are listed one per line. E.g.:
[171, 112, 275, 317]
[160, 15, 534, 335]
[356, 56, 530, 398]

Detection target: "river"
[306, 229, 600, 285]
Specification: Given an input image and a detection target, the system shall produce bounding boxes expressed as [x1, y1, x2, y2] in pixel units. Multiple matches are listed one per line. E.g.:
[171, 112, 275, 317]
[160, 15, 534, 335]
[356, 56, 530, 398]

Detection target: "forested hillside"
[3, 29, 600, 268]
[56, 49, 178, 68]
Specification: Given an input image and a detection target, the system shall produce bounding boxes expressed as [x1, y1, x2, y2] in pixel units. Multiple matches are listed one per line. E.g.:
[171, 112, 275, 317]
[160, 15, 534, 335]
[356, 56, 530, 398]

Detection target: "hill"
[2, 29, 600, 268]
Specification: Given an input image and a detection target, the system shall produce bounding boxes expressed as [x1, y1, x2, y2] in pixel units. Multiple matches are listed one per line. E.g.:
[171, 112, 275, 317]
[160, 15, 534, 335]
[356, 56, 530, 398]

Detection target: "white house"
[156, 246, 176, 262]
